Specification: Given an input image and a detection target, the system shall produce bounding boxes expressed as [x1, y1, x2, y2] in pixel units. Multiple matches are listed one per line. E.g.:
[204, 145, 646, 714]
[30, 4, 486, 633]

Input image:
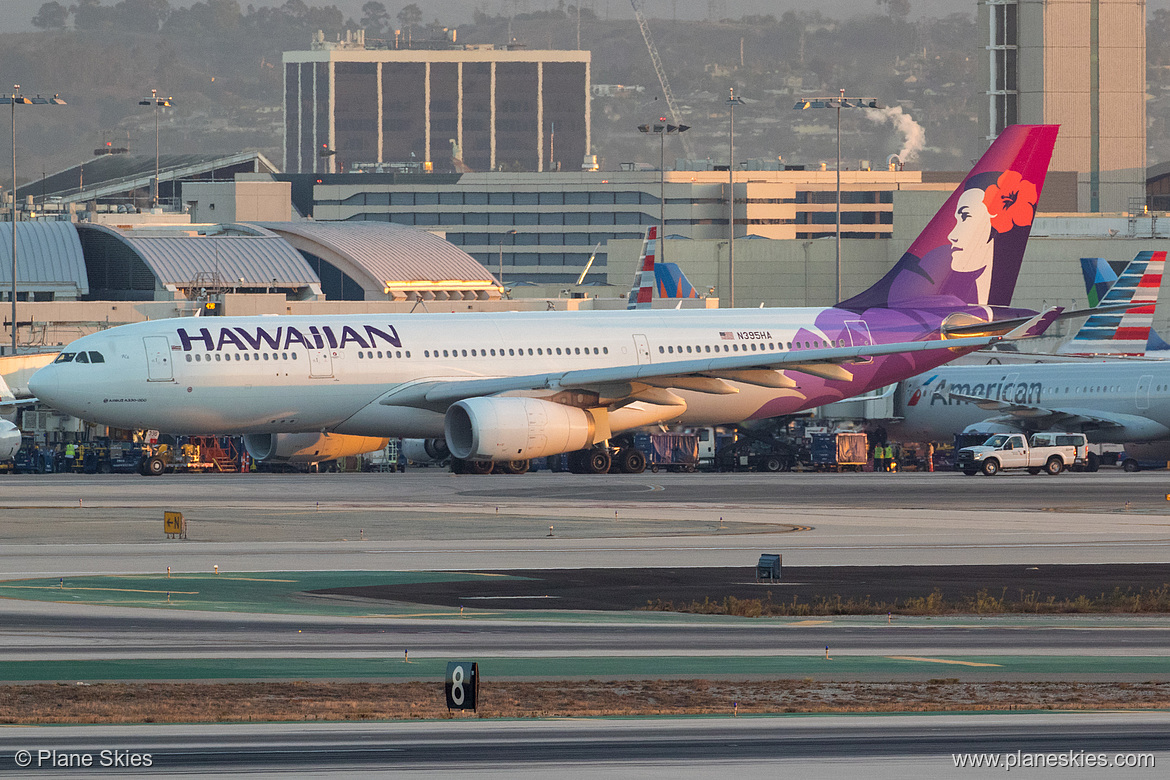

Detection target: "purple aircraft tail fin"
[839, 124, 1058, 310]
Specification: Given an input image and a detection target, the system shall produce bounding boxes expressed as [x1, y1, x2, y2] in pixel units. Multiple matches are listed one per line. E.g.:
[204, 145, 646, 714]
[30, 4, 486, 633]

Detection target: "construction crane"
[630, 0, 694, 159]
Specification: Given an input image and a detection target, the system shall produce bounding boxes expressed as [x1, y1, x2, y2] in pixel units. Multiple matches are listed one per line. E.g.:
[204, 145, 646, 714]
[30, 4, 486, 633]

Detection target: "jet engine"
[401, 438, 450, 464]
[0, 420, 20, 461]
[242, 432, 389, 464]
[445, 397, 597, 461]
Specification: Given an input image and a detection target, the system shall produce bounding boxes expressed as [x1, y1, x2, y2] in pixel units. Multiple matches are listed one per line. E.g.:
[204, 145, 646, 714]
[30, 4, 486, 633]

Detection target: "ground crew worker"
[884, 443, 897, 472]
[873, 442, 886, 472]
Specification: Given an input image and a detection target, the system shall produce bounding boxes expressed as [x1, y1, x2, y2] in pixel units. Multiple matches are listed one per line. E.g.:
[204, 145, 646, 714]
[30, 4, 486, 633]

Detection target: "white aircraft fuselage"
[28, 306, 1013, 440]
[893, 360, 1170, 443]
[27, 125, 1063, 461]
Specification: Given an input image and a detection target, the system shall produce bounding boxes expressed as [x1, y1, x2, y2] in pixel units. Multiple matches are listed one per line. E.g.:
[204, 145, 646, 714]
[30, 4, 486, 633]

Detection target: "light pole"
[794, 91, 881, 302]
[3, 86, 65, 354]
[638, 119, 689, 265]
[137, 90, 173, 208]
[726, 88, 745, 308]
[498, 229, 516, 294]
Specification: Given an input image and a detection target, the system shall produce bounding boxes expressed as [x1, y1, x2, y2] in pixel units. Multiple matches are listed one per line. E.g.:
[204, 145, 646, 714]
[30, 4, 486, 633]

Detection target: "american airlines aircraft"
[891, 250, 1170, 464]
[894, 361, 1170, 446]
[31, 125, 1065, 474]
[1059, 252, 1167, 356]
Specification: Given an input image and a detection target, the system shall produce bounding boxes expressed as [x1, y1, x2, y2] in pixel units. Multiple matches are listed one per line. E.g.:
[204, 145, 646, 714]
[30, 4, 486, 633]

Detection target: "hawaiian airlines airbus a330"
[31, 125, 1066, 473]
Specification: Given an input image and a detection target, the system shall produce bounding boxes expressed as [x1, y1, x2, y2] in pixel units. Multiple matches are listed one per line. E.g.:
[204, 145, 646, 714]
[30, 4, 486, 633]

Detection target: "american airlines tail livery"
[626, 226, 700, 309]
[30, 125, 1062, 472]
[1059, 252, 1167, 356]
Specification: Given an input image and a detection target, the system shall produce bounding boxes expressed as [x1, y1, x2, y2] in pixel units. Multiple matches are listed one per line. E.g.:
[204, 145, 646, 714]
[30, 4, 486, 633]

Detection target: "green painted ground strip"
[0, 656, 1166, 683]
[0, 571, 528, 618]
[2, 572, 1170, 628]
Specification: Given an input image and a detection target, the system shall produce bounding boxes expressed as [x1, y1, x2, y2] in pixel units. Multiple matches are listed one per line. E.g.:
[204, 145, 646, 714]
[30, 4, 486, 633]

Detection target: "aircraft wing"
[942, 302, 1132, 337]
[946, 390, 1136, 431]
[0, 372, 36, 415]
[384, 311, 1058, 410]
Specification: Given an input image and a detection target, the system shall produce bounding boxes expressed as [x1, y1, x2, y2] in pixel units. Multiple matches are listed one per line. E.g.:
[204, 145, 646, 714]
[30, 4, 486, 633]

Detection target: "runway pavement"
[1, 468, 1169, 777]
[0, 471, 1169, 574]
[0, 713, 1165, 778]
[4, 598, 1170, 660]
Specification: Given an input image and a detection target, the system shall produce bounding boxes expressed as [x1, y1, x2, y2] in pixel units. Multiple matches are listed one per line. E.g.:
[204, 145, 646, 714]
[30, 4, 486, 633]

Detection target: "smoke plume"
[863, 105, 925, 163]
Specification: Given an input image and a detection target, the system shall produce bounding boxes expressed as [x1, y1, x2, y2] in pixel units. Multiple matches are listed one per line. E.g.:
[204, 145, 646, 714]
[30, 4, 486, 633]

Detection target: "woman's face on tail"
[948, 188, 994, 272]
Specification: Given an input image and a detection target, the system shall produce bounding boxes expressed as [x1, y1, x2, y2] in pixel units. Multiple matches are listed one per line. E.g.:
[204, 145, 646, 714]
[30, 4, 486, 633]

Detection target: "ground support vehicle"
[1118, 454, 1167, 472]
[956, 432, 1086, 476]
[634, 432, 699, 473]
[80, 441, 147, 474]
[708, 425, 802, 472]
[138, 437, 242, 476]
[809, 431, 869, 472]
[364, 440, 406, 472]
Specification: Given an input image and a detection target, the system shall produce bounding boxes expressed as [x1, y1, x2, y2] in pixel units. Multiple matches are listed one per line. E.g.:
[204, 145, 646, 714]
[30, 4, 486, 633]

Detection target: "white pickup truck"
[956, 432, 1088, 476]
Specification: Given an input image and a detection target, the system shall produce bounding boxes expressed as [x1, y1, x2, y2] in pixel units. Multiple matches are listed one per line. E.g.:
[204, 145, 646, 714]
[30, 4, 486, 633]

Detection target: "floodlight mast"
[4, 86, 65, 353]
[138, 90, 174, 208]
[638, 121, 689, 266]
[794, 91, 883, 302]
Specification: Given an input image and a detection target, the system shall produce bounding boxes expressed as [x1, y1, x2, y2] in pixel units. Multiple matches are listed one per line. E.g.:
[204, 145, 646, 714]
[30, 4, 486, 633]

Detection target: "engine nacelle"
[445, 397, 596, 461]
[243, 432, 389, 464]
[401, 438, 450, 463]
[0, 420, 20, 460]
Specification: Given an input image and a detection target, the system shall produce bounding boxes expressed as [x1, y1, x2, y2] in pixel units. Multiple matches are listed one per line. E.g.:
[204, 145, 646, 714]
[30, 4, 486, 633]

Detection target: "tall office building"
[283, 35, 590, 176]
[981, 0, 1146, 213]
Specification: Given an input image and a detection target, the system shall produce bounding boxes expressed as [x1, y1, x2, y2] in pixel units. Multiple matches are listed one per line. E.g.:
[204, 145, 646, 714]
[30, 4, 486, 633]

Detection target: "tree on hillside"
[164, 0, 241, 36]
[397, 3, 421, 35]
[72, 0, 111, 30]
[32, 2, 70, 28]
[876, 0, 911, 21]
[360, 1, 389, 36]
[114, 0, 171, 33]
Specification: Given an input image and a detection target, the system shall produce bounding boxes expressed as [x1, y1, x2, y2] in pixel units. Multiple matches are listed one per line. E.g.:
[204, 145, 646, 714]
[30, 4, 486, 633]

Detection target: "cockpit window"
[74, 352, 90, 363]
[53, 352, 75, 363]
[88, 351, 105, 363]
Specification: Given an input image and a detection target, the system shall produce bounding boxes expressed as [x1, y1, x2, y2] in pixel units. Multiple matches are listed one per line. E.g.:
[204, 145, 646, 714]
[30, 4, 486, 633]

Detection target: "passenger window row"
[657, 339, 846, 355]
[355, 350, 409, 359]
[420, 346, 609, 358]
[186, 352, 300, 363]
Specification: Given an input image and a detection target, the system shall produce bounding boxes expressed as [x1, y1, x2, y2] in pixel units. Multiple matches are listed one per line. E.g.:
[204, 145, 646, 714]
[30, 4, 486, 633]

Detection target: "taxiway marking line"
[0, 586, 199, 595]
[886, 656, 1004, 667]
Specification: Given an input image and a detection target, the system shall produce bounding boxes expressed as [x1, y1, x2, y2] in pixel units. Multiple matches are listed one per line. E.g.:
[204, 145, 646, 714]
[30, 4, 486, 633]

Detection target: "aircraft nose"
[27, 366, 57, 405]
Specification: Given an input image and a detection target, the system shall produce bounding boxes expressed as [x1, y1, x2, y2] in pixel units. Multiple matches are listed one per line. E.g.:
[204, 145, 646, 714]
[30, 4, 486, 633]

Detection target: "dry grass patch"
[645, 586, 1170, 616]
[1, 680, 1169, 724]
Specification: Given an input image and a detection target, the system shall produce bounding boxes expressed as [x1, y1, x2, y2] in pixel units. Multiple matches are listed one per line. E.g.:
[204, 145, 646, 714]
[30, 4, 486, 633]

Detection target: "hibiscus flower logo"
[983, 170, 1038, 234]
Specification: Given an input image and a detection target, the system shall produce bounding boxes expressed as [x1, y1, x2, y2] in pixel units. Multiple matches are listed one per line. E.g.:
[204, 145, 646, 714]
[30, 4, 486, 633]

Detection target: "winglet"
[1004, 306, 1063, 340]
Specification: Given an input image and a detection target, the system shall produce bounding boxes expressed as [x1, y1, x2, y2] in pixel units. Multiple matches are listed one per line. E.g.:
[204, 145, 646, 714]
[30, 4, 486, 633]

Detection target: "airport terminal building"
[298, 167, 943, 284]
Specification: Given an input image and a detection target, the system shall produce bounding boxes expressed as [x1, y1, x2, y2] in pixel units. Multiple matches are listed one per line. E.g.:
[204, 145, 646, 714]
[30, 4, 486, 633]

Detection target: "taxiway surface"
[0, 471, 1168, 574]
[1, 713, 1165, 778]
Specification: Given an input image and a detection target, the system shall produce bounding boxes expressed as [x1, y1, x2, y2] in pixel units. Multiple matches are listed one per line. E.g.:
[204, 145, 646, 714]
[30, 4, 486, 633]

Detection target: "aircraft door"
[1137, 374, 1153, 410]
[143, 336, 174, 382]
[308, 349, 334, 378]
[632, 334, 651, 364]
[844, 320, 874, 364]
